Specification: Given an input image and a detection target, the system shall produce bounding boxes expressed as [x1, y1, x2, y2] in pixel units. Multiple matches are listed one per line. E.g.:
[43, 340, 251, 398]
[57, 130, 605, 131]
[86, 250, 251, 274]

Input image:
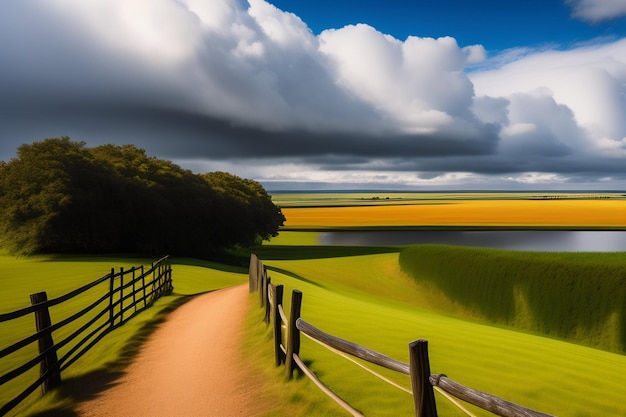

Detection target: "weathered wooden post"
[30, 292, 61, 393]
[259, 268, 264, 306]
[272, 284, 285, 366]
[264, 277, 272, 324]
[257, 258, 263, 292]
[409, 339, 438, 417]
[109, 268, 115, 327]
[155, 263, 161, 298]
[156, 261, 162, 297]
[259, 267, 268, 308]
[285, 290, 302, 379]
[119, 267, 124, 323]
[249, 254, 258, 293]
[151, 261, 156, 304]
[141, 265, 147, 308]
[166, 258, 173, 294]
[132, 267, 137, 313]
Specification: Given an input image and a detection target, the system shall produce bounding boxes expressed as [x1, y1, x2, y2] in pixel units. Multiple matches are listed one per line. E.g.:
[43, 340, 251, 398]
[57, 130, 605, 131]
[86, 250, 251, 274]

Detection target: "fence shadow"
[21, 407, 78, 417]
[252, 245, 401, 260]
[264, 266, 329, 290]
[168, 257, 249, 273]
[22, 294, 193, 416]
[36, 254, 153, 263]
[58, 296, 188, 402]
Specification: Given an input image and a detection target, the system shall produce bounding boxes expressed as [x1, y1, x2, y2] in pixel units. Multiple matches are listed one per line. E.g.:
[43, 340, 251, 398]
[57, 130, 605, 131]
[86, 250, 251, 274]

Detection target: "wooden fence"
[0, 256, 173, 416]
[249, 254, 555, 417]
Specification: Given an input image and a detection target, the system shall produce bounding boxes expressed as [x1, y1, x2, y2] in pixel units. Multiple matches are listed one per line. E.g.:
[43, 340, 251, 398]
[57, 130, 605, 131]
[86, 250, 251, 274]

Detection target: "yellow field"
[281, 199, 626, 228]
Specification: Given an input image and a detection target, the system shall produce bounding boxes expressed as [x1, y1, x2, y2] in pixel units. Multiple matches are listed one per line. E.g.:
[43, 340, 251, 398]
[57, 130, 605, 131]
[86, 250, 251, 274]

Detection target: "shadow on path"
[27, 296, 194, 417]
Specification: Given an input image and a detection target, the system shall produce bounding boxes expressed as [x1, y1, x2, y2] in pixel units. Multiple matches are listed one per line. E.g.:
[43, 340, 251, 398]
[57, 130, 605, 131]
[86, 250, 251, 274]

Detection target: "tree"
[0, 137, 103, 253]
[0, 138, 285, 258]
[201, 171, 285, 247]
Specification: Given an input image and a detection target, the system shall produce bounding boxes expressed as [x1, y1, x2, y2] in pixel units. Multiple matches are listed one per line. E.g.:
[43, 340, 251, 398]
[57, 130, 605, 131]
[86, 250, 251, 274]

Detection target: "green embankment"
[399, 245, 626, 353]
[257, 251, 626, 416]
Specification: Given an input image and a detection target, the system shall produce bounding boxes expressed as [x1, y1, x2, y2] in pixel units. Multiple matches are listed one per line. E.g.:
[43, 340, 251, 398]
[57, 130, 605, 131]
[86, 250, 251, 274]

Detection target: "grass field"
[254, 192, 626, 416]
[252, 249, 626, 416]
[399, 245, 626, 353]
[3, 192, 626, 416]
[272, 191, 626, 207]
[3, 247, 626, 416]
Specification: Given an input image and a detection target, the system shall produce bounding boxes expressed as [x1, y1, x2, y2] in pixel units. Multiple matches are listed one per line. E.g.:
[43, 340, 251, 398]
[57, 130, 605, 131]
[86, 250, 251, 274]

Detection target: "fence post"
[151, 261, 156, 304]
[119, 267, 124, 323]
[259, 267, 267, 307]
[132, 267, 137, 314]
[109, 268, 115, 327]
[166, 257, 173, 294]
[409, 340, 438, 417]
[249, 254, 258, 293]
[273, 284, 285, 366]
[285, 290, 302, 379]
[29, 292, 61, 394]
[141, 265, 146, 308]
[264, 277, 272, 324]
[155, 263, 161, 298]
[257, 258, 263, 292]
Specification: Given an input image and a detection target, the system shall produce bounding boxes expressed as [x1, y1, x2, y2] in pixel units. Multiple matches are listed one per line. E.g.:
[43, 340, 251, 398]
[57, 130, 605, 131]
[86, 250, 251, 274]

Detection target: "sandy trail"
[77, 284, 261, 417]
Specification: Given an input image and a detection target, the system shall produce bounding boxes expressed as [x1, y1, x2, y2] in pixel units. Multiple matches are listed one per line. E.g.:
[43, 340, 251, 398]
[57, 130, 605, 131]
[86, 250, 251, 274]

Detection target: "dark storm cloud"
[0, 99, 499, 160]
[148, 112, 499, 159]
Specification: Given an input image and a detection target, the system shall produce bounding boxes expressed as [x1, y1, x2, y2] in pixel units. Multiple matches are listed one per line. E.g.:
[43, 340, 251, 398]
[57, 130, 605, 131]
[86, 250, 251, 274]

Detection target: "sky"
[1, 0, 626, 191]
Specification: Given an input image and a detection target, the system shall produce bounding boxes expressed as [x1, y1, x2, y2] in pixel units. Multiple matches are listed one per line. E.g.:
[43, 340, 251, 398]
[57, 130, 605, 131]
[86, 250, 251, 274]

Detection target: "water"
[318, 230, 626, 252]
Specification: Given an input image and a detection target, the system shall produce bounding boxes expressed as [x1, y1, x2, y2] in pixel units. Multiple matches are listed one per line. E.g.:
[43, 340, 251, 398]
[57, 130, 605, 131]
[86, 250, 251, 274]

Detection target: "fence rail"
[249, 253, 555, 417]
[0, 256, 173, 416]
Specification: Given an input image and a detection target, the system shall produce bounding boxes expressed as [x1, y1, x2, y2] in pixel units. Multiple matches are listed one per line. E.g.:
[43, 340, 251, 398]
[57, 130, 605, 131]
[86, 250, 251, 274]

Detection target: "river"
[318, 230, 626, 251]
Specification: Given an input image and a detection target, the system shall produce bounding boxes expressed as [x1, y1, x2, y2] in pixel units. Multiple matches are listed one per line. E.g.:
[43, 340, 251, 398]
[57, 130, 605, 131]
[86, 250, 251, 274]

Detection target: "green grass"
[0, 254, 247, 417]
[255, 252, 626, 416]
[4, 246, 626, 416]
[241, 298, 352, 417]
[399, 245, 626, 353]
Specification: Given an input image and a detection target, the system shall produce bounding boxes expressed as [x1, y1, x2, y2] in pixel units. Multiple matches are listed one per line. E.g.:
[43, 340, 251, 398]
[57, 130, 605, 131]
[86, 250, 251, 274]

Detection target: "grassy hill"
[399, 245, 626, 353]
[252, 244, 626, 416]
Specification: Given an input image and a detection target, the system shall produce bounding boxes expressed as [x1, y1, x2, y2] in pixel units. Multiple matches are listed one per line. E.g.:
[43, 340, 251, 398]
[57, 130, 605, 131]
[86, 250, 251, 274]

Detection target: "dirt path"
[77, 284, 263, 417]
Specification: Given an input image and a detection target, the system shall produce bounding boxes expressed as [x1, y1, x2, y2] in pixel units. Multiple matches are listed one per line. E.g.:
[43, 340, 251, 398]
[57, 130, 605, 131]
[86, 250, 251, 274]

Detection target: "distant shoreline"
[269, 189, 626, 194]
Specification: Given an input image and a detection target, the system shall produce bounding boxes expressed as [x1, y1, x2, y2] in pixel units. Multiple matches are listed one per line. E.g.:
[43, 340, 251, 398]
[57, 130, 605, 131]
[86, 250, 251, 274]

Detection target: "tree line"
[0, 137, 285, 259]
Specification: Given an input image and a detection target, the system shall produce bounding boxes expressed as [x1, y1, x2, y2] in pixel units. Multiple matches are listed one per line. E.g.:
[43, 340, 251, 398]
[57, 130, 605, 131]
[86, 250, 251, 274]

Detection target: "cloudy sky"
[1, 0, 626, 190]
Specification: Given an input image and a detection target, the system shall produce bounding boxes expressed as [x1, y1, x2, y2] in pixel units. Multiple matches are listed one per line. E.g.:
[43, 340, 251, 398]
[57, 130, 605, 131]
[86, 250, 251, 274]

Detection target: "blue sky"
[271, 0, 626, 52]
[1, 0, 626, 190]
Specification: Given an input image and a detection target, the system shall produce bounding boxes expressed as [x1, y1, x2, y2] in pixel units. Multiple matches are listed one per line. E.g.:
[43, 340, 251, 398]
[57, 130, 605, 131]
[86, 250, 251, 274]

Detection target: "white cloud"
[1, 0, 626, 189]
[501, 123, 537, 137]
[567, 0, 626, 22]
[470, 39, 626, 157]
[463, 44, 488, 64]
[44, 0, 205, 63]
[508, 172, 571, 184]
[0, 0, 495, 141]
[318, 25, 481, 131]
[247, 0, 315, 49]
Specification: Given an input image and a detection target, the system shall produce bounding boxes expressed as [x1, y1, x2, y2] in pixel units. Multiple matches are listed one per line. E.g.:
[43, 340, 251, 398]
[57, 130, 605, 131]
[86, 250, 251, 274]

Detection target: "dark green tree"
[0, 137, 113, 254]
[0, 138, 285, 258]
[201, 171, 286, 247]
